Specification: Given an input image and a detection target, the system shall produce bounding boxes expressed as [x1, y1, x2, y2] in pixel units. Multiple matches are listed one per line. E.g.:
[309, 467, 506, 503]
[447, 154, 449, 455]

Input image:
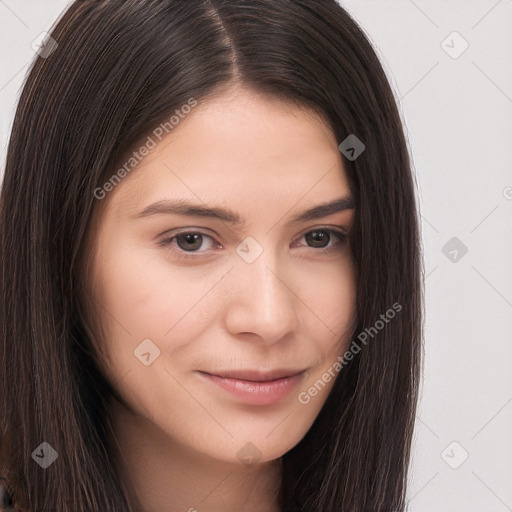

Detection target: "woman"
[0, 1, 423, 511]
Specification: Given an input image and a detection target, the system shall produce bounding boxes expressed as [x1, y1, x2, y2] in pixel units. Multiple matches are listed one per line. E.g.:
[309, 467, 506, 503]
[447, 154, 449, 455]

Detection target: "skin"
[83, 85, 357, 512]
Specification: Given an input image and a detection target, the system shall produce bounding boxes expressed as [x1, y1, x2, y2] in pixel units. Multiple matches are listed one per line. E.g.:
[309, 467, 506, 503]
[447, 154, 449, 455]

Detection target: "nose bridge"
[239, 239, 291, 308]
[226, 236, 299, 339]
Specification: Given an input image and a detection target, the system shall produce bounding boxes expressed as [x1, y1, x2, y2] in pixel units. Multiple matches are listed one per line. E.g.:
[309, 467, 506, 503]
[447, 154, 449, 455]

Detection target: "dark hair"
[0, 1, 424, 510]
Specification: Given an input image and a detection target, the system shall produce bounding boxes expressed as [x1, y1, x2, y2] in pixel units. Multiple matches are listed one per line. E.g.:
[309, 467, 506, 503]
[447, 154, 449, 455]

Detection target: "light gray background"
[1, 1, 511, 511]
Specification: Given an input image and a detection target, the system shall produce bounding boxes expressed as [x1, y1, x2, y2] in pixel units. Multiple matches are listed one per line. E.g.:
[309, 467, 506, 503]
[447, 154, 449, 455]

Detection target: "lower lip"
[198, 371, 305, 405]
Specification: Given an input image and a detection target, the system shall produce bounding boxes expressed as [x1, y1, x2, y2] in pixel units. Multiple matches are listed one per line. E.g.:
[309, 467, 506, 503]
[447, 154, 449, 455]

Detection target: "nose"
[223, 244, 300, 344]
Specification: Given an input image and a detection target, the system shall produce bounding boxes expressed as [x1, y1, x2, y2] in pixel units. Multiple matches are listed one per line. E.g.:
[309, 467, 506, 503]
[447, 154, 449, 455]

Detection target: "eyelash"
[158, 227, 348, 260]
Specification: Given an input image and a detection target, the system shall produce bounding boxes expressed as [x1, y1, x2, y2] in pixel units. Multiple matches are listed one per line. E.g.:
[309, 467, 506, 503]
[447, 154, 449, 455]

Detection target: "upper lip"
[200, 368, 306, 382]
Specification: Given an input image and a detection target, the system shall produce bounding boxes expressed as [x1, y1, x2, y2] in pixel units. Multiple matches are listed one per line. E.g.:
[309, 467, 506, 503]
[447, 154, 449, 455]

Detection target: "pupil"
[306, 230, 329, 248]
[177, 233, 202, 251]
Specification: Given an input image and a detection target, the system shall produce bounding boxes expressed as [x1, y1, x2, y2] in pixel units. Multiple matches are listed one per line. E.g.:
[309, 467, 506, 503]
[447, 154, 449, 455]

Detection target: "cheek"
[294, 266, 356, 410]
[89, 239, 226, 362]
[300, 255, 357, 351]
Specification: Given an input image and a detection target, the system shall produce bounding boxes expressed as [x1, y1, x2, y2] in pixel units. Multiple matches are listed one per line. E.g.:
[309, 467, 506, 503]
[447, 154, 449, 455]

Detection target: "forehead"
[103, 87, 351, 221]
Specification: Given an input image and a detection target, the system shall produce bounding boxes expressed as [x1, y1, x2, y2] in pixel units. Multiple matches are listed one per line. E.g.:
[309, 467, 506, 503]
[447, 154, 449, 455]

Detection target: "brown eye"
[158, 227, 347, 262]
[175, 233, 205, 252]
[300, 228, 347, 253]
[305, 230, 331, 248]
[159, 230, 220, 260]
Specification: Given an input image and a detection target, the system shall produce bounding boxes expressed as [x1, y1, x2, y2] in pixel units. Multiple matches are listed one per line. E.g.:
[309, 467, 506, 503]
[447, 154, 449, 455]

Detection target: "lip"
[197, 369, 307, 405]
[202, 368, 306, 382]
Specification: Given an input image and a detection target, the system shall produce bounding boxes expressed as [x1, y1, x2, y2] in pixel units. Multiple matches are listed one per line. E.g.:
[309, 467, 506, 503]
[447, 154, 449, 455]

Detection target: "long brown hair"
[0, 1, 424, 510]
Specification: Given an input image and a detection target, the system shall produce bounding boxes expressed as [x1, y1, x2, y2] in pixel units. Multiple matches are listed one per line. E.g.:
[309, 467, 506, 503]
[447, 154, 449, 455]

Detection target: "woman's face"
[85, 86, 356, 465]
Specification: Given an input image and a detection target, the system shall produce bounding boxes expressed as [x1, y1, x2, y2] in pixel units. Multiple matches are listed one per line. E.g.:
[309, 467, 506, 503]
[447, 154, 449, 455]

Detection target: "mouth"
[197, 368, 307, 405]
[201, 368, 306, 382]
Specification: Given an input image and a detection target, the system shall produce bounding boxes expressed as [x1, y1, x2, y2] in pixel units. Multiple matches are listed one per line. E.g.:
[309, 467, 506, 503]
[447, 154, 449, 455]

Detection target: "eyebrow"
[132, 196, 354, 227]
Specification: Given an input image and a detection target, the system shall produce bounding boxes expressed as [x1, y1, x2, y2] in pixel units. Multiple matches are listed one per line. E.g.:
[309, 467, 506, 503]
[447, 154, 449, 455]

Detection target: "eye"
[159, 231, 219, 258]
[295, 228, 348, 254]
[158, 227, 348, 260]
